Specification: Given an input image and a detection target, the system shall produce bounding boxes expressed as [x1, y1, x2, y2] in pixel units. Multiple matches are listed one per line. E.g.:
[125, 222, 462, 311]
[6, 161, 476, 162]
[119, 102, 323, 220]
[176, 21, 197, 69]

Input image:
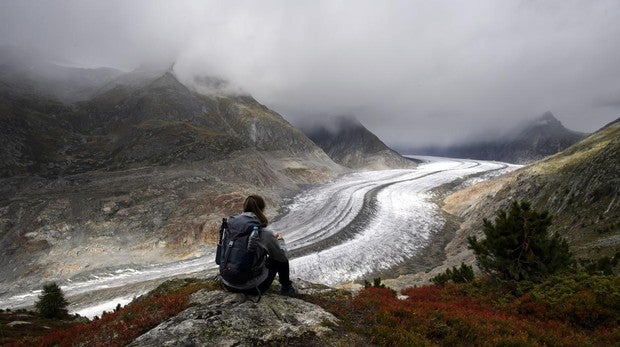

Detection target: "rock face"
[303, 116, 417, 170]
[129, 289, 340, 346]
[412, 112, 586, 164]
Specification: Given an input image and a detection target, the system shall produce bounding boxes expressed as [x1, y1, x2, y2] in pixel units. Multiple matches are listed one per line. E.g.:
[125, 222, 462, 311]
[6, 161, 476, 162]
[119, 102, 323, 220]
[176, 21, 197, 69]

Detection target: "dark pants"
[225, 258, 291, 295]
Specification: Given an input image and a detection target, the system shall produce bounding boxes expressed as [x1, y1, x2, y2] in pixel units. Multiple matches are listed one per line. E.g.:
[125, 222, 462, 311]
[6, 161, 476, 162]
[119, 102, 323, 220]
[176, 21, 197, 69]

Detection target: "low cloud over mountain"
[1, 1, 619, 147]
[406, 112, 586, 164]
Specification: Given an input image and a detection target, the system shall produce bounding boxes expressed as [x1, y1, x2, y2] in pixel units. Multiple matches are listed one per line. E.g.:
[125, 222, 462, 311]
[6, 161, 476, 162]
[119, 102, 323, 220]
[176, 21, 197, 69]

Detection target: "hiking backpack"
[215, 216, 264, 286]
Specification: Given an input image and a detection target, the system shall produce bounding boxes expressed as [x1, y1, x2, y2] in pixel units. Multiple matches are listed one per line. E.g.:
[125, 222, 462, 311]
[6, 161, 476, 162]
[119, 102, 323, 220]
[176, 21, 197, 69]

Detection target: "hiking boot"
[280, 283, 299, 297]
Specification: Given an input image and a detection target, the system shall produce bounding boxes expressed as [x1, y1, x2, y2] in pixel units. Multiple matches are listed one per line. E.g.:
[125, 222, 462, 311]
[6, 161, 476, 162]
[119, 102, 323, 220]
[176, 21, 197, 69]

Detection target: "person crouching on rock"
[216, 194, 298, 297]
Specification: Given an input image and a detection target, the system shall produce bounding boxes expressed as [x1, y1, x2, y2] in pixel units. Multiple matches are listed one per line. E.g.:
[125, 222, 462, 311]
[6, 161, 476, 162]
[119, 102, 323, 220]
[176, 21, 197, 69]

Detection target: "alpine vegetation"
[35, 283, 69, 319]
[467, 201, 573, 282]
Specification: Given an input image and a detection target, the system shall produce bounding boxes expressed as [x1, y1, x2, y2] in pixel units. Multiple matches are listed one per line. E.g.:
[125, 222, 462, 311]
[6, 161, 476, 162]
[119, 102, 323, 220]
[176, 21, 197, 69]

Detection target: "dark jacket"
[223, 212, 288, 290]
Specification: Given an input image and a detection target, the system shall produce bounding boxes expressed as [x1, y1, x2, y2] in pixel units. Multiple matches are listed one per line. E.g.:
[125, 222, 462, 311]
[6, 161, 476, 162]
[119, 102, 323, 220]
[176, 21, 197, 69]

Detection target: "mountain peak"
[535, 111, 562, 127]
[539, 111, 556, 120]
[303, 115, 416, 170]
[334, 115, 363, 128]
[411, 111, 586, 164]
[303, 115, 363, 136]
[148, 71, 187, 90]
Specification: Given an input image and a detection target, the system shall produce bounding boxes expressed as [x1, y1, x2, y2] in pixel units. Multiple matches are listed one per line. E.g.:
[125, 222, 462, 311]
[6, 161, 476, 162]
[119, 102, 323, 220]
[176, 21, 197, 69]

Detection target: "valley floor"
[0, 157, 519, 318]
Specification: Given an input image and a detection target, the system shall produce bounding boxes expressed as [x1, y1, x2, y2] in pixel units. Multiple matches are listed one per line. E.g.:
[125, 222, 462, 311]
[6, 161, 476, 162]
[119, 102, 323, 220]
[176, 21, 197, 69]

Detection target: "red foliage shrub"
[19, 279, 214, 347]
[307, 280, 618, 346]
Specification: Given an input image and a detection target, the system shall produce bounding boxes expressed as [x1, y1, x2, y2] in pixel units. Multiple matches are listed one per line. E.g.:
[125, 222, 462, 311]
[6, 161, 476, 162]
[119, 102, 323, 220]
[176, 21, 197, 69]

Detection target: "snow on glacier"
[282, 157, 515, 286]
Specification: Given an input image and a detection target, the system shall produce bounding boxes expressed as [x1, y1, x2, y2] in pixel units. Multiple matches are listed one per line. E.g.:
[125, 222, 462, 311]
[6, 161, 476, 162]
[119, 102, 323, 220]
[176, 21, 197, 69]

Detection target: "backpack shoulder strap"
[215, 217, 229, 265]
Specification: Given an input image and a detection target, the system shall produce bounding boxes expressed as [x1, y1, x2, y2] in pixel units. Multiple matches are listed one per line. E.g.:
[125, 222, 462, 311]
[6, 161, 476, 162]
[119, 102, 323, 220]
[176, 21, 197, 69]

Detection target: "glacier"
[276, 157, 518, 285]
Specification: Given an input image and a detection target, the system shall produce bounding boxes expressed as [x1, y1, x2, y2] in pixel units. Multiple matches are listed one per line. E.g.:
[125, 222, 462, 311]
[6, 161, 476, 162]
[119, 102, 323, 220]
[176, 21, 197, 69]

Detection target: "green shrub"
[431, 263, 475, 285]
[468, 201, 573, 282]
[35, 282, 69, 319]
[519, 273, 620, 328]
[34, 278, 218, 346]
[580, 252, 620, 275]
[364, 277, 386, 289]
[363, 277, 398, 296]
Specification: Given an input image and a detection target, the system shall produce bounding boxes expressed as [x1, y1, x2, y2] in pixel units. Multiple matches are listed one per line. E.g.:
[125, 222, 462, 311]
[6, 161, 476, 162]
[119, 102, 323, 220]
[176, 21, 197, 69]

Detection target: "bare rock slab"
[128, 289, 339, 346]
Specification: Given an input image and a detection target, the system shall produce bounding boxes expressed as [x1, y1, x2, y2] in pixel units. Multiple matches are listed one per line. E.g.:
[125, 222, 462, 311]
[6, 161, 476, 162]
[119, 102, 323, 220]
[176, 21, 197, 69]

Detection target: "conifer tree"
[35, 282, 69, 319]
[467, 201, 572, 282]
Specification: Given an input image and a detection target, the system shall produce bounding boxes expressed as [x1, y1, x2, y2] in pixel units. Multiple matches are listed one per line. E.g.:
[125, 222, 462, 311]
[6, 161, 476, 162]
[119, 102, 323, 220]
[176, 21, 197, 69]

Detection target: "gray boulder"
[129, 289, 341, 346]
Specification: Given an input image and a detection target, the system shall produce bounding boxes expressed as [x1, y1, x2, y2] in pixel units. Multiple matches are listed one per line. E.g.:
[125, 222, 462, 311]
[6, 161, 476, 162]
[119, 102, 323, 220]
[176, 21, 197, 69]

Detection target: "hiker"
[217, 195, 298, 297]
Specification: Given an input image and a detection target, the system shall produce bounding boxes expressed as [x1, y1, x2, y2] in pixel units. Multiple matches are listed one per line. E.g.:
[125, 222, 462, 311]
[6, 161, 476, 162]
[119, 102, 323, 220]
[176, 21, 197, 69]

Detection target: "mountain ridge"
[409, 112, 586, 163]
[0, 68, 330, 177]
[439, 118, 619, 273]
[303, 116, 417, 169]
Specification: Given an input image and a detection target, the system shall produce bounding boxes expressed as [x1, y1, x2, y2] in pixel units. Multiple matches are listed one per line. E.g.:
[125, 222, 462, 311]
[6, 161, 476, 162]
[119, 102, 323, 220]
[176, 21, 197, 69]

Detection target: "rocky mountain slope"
[442, 118, 619, 269]
[384, 118, 618, 288]
[303, 116, 417, 170]
[1, 70, 325, 177]
[0, 64, 346, 295]
[411, 112, 586, 164]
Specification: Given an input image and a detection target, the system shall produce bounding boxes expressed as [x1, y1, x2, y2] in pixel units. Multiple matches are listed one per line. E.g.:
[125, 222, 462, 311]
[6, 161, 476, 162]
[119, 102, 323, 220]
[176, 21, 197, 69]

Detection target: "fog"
[1, 0, 619, 147]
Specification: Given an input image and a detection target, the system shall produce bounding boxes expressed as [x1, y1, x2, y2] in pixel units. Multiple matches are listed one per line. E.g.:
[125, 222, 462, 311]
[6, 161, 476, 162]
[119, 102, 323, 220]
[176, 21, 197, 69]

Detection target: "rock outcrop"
[129, 289, 342, 346]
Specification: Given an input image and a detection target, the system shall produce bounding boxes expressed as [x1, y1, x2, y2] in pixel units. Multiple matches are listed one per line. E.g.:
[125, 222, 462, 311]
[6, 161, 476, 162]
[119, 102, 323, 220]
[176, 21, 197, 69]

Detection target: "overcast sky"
[1, 0, 619, 147]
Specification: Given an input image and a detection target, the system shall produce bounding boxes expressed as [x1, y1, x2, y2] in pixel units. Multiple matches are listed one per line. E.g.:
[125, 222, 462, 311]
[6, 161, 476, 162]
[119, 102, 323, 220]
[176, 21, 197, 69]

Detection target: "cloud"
[1, 0, 619, 147]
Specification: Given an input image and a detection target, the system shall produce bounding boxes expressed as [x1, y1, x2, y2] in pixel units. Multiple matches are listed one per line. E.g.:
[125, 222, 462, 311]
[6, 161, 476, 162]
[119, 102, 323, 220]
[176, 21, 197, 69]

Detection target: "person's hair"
[243, 195, 268, 226]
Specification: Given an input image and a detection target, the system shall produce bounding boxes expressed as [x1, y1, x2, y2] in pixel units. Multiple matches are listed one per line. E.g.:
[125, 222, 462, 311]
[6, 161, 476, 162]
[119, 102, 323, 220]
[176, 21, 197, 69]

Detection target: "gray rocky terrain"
[0, 149, 341, 294]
